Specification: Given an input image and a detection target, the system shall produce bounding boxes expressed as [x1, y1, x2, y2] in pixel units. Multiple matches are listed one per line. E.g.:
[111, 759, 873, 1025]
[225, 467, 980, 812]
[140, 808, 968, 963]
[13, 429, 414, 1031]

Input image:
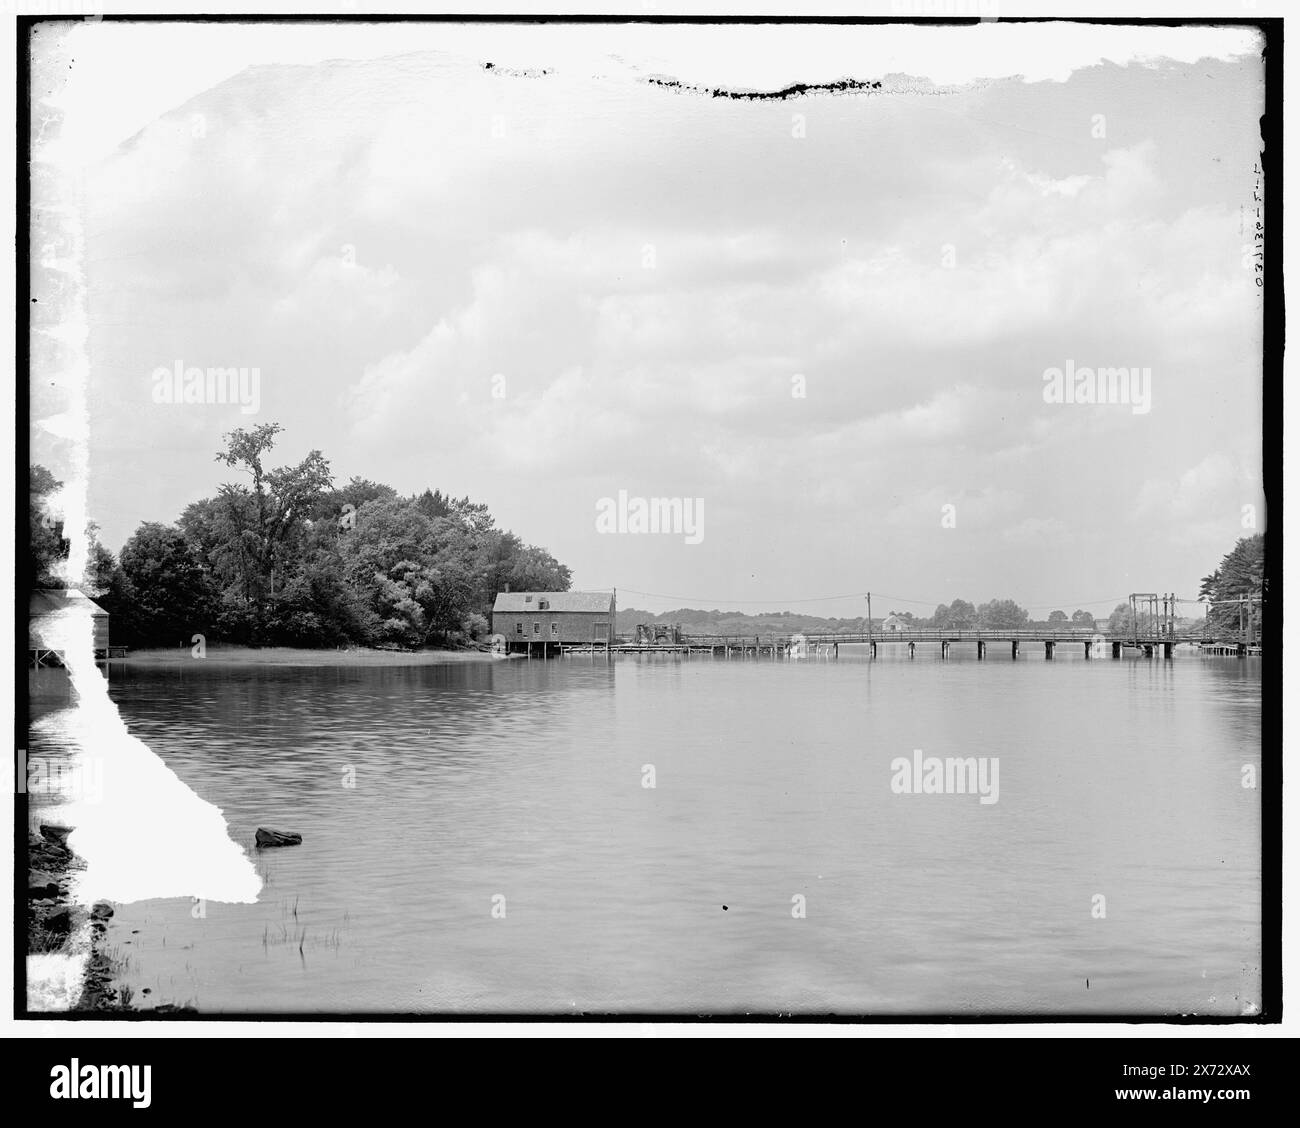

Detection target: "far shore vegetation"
[32, 423, 570, 651]
[30, 427, 1263, 650]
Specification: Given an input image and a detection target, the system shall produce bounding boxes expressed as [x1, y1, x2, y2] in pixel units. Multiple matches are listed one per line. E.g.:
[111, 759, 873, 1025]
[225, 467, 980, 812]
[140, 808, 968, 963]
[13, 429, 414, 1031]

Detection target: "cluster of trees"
[1199, 534, 1266, 634]
[619, 599, 1098, 636]
[30, 464, 71, 590]
[32, 424, 572, 650]
[30, 446, 1267, 650]
[883, 600, 1097, 630]
[615, 608, 873, 636]
[1103, 535, 1265, 638]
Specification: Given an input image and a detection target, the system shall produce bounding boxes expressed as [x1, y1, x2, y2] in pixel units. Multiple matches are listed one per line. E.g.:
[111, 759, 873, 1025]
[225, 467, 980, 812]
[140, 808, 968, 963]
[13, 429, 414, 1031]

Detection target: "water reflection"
[67, 654, 1263, 1014]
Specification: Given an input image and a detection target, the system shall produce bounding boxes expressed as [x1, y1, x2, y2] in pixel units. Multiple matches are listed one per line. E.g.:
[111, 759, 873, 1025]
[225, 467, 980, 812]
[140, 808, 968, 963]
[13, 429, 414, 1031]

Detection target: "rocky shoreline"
[28, 823, 135, 1013]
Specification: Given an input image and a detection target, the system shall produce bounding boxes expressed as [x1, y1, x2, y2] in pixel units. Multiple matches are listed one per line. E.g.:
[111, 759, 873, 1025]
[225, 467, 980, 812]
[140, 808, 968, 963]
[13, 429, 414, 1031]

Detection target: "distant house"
[492, 591, 616, 652]
[29, 588, 110, 665]
[881, 614, 909, 633]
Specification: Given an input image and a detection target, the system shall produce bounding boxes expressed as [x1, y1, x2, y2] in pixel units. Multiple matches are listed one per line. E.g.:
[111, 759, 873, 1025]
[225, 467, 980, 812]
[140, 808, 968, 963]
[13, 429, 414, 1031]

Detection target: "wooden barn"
[492, 591, 616, 654]
[29, 589, 111, 666]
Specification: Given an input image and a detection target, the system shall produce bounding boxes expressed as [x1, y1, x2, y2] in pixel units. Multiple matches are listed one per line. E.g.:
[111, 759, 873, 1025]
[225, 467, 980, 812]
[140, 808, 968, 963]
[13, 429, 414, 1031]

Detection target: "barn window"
[551, 622, 558, 636]
[533, 623, 540, 635]
[539, 599, 550, 610]
[515, 621, 523, 635]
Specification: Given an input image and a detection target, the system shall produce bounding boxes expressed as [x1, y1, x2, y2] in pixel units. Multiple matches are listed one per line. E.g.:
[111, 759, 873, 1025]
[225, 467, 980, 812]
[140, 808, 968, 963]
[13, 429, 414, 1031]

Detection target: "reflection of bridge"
[574, 626, 1262, 660]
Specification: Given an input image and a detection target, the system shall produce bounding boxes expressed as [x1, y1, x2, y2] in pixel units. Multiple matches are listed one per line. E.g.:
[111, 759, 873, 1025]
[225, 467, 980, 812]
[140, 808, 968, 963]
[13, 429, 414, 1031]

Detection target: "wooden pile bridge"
[559, 626, 1261, 660]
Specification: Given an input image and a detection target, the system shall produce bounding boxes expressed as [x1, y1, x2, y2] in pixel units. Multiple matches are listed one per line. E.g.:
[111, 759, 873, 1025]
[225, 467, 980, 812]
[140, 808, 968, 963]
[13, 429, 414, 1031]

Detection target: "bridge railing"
[674, 628, 1257, 646]
[668, 629, 1087, 646]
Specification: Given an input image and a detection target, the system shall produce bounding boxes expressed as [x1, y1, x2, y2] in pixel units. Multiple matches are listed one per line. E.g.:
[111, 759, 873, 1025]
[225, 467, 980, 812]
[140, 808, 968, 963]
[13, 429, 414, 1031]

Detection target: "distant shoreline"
[109, 646, 495, 667]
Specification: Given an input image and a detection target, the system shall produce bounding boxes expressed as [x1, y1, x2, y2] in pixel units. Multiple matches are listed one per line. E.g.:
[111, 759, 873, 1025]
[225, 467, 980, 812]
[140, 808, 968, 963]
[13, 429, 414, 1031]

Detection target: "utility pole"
[867, 592, 872, 658]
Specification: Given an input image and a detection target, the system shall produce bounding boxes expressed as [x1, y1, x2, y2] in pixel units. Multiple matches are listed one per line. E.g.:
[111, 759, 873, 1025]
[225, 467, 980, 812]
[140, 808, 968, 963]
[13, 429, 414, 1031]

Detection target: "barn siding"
[493, 607, 614, 645]
[29, 590, 111, 652]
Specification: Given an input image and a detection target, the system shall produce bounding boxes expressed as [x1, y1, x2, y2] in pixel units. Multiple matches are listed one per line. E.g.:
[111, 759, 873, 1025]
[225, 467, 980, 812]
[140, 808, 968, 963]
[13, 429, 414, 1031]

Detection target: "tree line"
[30, 423, 572, 649]
[618, 535, 1266, 638]
[28, 438, 1265, 649]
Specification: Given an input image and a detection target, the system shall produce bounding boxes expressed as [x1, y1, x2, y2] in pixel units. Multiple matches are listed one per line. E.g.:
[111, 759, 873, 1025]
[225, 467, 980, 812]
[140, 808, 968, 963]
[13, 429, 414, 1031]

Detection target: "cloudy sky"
[31, 20, 1265, 619]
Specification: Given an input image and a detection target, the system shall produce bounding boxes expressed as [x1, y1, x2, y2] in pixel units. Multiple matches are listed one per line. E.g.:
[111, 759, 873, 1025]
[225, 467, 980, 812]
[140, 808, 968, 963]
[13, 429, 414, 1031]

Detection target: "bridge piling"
[1112, 641, 1121, 659]
[1084, 641, 1092, 660]
[1011, 641, 1019, 661]
[1044, 641, 1055, 660]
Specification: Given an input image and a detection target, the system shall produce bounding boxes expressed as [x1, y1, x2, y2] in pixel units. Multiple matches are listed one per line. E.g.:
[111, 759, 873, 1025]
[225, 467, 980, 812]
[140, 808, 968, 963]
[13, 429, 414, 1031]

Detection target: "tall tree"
[1201, 535, 1265, 634]
[212, 423, 333, 638]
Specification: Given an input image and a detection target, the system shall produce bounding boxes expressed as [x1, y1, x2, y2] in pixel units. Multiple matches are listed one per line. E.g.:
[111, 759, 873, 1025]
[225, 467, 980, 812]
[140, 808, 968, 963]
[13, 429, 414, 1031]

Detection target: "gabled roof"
[492, 591, 613, 613]
[30, 588, 108, 616]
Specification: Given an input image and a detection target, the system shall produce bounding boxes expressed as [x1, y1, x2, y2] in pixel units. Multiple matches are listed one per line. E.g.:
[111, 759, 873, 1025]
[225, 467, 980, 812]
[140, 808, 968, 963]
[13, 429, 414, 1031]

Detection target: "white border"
[1, 0, 1289, 1039]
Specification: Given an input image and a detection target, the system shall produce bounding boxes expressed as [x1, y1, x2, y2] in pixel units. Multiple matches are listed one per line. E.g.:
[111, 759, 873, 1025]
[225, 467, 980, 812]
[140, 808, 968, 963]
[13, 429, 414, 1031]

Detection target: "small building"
[29, 588, 111, 665]
[881, 614, 909, 633]
[492, 591, 616, 653]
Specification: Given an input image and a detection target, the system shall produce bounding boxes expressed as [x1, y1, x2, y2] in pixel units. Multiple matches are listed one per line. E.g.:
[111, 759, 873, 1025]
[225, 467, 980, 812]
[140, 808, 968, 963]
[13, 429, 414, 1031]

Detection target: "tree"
[948, 599, 977, 628]
[977, 599, 1029, 630]
[30, 464, 69, 589]
[1071, 609, 1095, 627]
[99, 425, 575, 651]
[931, 599, 977, 629]
[212, 423, 333, 638]
[1048, 610, 1068, 624]
[315, 477, 398, 525]
[1200, 535, 1265, 634]
[117, 523, 218, 646]
[1107, 601, 1155, 637]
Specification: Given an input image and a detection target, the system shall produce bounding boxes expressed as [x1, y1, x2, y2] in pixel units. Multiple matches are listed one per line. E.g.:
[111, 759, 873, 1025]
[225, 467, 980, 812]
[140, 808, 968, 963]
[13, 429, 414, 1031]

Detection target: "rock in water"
[39, 824, 73, 846]
[255, 827, 302, 848]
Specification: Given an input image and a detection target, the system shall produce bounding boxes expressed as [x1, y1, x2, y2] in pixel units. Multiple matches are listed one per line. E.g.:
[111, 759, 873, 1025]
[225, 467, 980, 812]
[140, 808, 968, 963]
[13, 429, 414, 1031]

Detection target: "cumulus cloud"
[51, 23, 1265, 613]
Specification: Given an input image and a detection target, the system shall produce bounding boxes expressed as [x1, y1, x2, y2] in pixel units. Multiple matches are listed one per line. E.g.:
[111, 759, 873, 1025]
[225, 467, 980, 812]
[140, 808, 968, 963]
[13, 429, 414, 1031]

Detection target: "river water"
[32, 647, 1262, 1015]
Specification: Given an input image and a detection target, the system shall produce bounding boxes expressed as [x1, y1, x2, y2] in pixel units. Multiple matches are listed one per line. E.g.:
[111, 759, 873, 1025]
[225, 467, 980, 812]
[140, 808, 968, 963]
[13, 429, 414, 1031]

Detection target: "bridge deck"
[673, 630, 1255, 647]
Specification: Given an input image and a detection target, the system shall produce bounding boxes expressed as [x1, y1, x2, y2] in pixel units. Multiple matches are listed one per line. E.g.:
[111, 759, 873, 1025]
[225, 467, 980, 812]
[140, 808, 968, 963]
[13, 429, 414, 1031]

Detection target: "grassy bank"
[110, 645, 496, 667]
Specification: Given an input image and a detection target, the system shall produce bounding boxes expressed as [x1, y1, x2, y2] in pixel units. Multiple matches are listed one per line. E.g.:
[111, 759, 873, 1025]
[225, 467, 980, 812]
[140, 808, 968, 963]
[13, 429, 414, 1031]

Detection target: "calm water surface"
[45, 648, 1262, 1014]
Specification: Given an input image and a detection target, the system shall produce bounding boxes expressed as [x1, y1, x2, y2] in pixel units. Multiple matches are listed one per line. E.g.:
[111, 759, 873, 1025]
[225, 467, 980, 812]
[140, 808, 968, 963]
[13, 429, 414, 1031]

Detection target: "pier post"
[870, 641, 877, 660]
[1111, 641, 1121, 660]
[1044, 641, 1054, 660]
[1237, 643, 1246, 659]
[1162, 642, 1173, 660]
[908, 641, 915, 660]
[1084, 641, 1092, 661]
[1011, 641, 1019, 661]
[834, 642, 839, 659]
[977, 640, 985, 660]
[941, 640, 949, 660]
